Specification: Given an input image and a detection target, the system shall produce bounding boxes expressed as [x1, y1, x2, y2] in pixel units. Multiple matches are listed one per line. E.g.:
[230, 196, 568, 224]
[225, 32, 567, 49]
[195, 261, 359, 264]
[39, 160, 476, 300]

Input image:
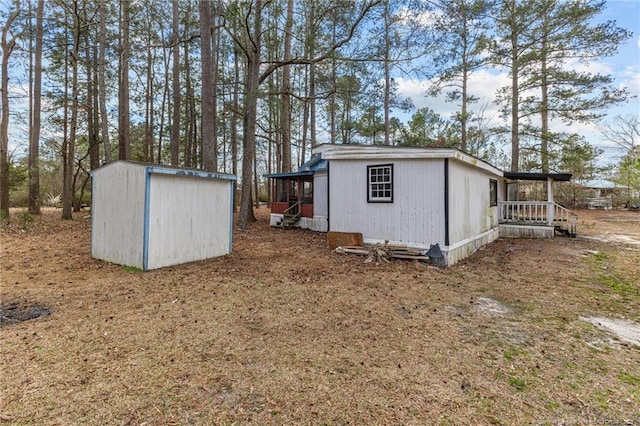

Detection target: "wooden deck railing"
[498, 201, 577, 236]
[552, 203, 578, 236]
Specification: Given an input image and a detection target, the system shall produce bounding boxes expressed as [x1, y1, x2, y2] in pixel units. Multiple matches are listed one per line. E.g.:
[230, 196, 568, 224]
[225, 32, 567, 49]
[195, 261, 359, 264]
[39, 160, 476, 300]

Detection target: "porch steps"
[552, 204, 578, 237]
[277, 213, 301, 229]
[554, 222, 577, 238]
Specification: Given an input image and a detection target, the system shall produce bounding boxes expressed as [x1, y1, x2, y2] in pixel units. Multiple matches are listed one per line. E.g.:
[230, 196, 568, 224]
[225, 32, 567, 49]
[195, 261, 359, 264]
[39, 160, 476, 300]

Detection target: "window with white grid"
[367, 164, 393, 203]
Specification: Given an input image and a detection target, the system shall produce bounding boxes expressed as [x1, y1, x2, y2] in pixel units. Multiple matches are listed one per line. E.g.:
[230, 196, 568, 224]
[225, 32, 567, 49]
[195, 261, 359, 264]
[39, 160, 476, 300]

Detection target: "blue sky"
[396, 0, 640, 169]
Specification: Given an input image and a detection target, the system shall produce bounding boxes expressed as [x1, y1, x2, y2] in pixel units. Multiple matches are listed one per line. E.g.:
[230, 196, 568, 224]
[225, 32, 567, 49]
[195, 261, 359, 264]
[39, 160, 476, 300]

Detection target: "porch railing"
[281, 201, 301, 229]
[498, 201, 577, 236]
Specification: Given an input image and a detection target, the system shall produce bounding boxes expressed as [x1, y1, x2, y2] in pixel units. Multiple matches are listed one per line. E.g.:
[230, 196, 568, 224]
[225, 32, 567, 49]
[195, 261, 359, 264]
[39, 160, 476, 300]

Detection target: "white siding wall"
[448, 160, 500, 245]
[329, 159, 445, 247]
[91, 162, 146, 268]
[147, 174, 231, 269]
[313, 171, 328, 217]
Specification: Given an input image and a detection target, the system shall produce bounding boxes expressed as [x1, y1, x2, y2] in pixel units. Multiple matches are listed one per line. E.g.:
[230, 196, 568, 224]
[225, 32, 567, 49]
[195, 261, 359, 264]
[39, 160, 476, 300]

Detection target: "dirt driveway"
[1, 207, 639, 425]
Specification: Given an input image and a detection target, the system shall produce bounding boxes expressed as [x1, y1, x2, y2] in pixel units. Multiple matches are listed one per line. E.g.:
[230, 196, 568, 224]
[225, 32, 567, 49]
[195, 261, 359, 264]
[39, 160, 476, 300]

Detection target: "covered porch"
[264, 155, 328, 231]
[266, 172, 315, 228]
[499, 172, 577, 238]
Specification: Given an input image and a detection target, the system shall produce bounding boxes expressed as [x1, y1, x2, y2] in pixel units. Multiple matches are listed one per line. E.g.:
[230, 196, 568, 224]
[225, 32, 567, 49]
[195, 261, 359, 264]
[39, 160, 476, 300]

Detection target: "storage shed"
[91, 161, 236, 270]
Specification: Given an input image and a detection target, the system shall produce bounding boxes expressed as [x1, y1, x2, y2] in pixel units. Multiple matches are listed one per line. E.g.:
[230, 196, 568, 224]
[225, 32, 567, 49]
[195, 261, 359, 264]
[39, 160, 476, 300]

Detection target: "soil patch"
[0, 301, 53, 326]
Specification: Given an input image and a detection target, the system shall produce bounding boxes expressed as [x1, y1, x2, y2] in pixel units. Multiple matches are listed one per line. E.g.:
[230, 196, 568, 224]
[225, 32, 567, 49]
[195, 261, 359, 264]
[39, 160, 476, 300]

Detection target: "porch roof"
[264, 154, 328, 179]
[504, 172, 572, 182]
[263, 170, 314, 179]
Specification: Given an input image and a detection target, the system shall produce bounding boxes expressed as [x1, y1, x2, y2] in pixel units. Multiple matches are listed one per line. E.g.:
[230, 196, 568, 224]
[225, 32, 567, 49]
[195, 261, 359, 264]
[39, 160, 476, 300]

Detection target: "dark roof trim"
[263, 171, 314, 179]
[504, 172, 572, 182]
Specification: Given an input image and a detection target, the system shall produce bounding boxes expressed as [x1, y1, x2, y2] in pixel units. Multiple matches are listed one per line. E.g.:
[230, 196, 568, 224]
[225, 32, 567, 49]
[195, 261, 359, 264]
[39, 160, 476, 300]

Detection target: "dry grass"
[1, 208, 639, 425]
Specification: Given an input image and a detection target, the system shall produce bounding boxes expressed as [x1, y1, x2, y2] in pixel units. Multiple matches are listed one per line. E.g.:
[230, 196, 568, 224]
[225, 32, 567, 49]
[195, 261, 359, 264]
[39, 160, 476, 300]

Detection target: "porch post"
[547, 177, 554, 226]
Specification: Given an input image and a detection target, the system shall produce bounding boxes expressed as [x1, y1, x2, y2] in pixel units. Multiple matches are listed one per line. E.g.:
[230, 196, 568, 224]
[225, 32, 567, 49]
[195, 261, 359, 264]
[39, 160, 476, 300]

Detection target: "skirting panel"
[499, 224, 554, 239]
[269, 214, 328, 232]
[443, 227, 500, 266]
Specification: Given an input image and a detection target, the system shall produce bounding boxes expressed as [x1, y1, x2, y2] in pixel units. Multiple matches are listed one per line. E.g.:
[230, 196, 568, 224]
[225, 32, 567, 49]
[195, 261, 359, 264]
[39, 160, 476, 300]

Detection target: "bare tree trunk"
[183, 1, 194, 168]
[158, 50, 170, 163]
[118, 0, 130, 160]
[86, 29, 99, 172]
[200, 0, 217, 171]
[98, 0, 112, 163]
[170, 0, 180, 166]
[237, 0, 262, 230]
[280, 0, 294, 172]
[144, 41, 154, 162]
[230, 46, 240, 210]
[253, 142, 259, 208]
[62, 0, 80, 220]
[29, 0, 44, 214]
[540, 17, 550, 173]
[510, 5, 519, 173]
[383, 0, 391, 146]
[329, 9, 337, 144]
[0, 0, 20, 220]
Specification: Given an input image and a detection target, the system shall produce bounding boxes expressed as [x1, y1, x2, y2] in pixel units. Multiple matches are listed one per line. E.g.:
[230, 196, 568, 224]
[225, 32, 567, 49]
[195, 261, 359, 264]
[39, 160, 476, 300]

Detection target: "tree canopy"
[0, 0, 634, 221]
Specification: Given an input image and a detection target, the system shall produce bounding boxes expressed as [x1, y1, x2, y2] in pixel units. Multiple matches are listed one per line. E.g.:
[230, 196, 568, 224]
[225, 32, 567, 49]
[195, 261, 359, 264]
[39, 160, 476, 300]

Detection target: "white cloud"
[619, 64, 640, 96]
[393, 70, 511, 126]
[396, 7, 440, 28]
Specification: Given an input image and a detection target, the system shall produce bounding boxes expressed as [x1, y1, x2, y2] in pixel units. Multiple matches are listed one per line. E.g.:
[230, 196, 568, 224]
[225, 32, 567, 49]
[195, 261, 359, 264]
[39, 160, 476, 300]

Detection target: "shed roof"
[263, 170, 314, 179]
[92, 160, 236, 181]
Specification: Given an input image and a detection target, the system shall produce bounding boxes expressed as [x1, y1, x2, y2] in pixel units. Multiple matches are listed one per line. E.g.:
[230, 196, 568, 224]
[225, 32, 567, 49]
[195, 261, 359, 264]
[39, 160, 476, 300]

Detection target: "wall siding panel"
[448, 161, 502, 245]
[313, 172, 328, 217]
[91, 162, 146, 268]
[147, 175, 231, 270]
[329, 159, 445, 247]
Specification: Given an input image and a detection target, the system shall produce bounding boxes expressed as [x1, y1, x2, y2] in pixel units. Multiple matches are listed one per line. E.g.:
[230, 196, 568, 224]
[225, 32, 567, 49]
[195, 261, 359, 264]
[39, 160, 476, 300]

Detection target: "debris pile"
[335, 242, 433, 263]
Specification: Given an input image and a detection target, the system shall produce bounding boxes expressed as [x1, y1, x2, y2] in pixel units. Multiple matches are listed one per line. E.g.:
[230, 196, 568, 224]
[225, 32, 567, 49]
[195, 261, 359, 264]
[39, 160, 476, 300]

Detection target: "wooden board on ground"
[327, 232, 363, 250]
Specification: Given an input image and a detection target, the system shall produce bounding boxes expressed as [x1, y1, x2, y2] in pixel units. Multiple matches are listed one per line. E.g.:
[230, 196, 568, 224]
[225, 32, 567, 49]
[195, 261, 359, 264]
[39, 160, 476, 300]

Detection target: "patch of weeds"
[597, 274, 636, 295]
[408, 408, 421, 418]
[525, 301, 542, 311]
[618, 371, 640, 386]
[557, 361, 588, 389]
[585, 250, 639, 299]
[594, 389, 613, 410]
[123, 265, 144, 273]
[508, 376, 527, 391]
[545, 401, 560, 411]
[503, 348, 526, 361]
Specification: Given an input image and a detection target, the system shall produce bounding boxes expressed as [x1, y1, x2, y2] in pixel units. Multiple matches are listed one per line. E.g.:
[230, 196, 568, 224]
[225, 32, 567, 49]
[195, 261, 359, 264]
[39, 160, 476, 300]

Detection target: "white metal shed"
[91, 161, 236, 270]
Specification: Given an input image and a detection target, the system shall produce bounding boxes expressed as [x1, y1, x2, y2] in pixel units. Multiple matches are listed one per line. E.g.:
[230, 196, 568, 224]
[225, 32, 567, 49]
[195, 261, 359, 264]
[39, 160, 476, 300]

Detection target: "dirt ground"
[1, 207, 639, 425]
